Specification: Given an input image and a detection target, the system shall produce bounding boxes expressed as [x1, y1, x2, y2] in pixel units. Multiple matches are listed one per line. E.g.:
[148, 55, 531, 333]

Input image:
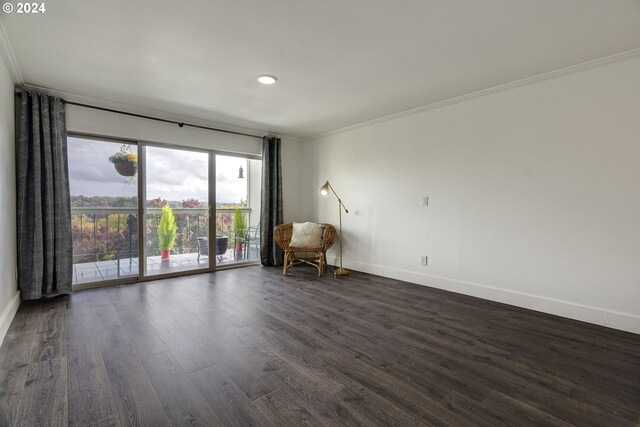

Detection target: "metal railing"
[71, 207, 252, 264]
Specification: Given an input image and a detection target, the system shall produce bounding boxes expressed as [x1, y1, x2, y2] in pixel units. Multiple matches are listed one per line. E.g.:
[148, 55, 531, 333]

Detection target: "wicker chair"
[274, 223, 336, 276]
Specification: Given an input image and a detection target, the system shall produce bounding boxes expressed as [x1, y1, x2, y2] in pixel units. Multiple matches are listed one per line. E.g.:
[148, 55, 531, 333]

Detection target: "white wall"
[302, 56, 640, 334]
[66, 105, 304, 224]
[67, 105, 262, 155]
[0, 57, 19, 344]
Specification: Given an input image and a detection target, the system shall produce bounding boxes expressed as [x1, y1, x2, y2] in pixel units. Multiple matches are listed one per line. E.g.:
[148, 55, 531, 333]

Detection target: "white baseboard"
[342, 259, 640, 335]
[0, 291, 21, 346]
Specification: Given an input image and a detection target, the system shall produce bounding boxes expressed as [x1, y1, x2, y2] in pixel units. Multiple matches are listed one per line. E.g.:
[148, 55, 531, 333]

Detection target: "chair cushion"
[290, 222, 323, 248]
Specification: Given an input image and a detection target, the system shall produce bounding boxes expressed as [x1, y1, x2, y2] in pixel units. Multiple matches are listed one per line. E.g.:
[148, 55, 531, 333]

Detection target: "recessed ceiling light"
[258, 75, 277, 85]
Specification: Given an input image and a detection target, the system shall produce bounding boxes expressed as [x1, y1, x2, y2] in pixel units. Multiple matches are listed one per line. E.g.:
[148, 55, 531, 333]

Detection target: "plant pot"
[234, 242, 244, 260]
[113, 160, 137, 177]
[161, 249, 171, 259]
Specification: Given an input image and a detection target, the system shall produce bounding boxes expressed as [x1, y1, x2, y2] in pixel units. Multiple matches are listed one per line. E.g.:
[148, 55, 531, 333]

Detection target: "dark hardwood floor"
[0, 265, 639, 426]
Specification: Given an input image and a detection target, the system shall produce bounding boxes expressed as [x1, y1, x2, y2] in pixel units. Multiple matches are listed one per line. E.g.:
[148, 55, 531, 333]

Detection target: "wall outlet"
[421, 196, 429, 207]
[421, 256, 428, 266]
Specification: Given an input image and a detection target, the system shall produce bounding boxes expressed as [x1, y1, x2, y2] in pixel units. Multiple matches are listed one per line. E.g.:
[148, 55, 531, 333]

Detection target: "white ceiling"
[2, 1, 639, 139]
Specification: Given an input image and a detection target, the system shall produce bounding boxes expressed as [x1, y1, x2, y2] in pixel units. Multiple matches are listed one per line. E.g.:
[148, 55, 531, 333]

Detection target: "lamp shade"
[319, 181, 330, 196]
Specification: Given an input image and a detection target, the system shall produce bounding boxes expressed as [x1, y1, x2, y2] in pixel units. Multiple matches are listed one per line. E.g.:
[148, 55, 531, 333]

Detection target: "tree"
[158, 204, 177, 255]
[148, 197, 168, 208]
[181, 198, 204, 208]
[232, 207, 247, 239]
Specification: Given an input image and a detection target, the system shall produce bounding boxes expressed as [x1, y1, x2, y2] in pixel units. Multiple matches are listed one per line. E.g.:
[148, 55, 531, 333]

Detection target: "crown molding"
[303, 48, 640, 142]
[0, 18, 23, 84]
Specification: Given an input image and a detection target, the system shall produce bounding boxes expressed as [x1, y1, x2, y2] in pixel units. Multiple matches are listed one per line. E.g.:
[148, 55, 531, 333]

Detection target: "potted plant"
[158, 204, 177, 259]
[109, 145, 138, 177]
[232, 207, 246, 259]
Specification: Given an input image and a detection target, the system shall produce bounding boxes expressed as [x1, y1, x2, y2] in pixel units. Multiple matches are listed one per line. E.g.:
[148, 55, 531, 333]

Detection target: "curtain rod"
[15, 91, 265, 140]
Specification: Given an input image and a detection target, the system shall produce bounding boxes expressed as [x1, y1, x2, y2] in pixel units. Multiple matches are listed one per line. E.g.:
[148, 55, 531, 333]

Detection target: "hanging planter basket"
[113, 159, 137, 177]
[109, 145, 138, 178]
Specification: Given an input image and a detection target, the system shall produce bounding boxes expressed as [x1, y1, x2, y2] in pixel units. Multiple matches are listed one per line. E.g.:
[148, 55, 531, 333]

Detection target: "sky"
[67, 137, 248, 204]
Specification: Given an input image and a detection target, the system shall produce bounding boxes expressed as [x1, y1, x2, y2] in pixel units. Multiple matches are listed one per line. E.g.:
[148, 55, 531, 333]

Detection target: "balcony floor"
[73, 247, 259, 285]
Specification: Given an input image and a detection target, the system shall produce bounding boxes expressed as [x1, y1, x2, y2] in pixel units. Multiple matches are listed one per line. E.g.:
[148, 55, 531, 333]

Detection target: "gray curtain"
[16, 90, 73, 299]
[260, 136, 284, 266]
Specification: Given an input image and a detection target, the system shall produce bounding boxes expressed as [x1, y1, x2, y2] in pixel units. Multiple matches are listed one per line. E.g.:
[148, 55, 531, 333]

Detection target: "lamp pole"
[320, 181, 349, 276]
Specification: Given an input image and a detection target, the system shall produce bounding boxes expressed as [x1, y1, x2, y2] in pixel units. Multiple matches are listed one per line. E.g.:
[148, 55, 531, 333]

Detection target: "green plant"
[109, 145, 137, 164]
[109, 144, 137, 182]
[232, 207, 246, 238]
[109, 151, 137, 164]
[158, 204, 177, 251]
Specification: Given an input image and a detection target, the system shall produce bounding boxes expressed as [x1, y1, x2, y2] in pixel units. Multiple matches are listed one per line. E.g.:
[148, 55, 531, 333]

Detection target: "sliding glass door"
[143, 146, 211, 276]
[68, 136, 139, 285]
[68, 134, 261, 287]
[215, 155, 262, 266]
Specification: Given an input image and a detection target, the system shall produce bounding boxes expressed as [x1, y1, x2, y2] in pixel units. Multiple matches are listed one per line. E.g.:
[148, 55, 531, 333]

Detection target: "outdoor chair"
[197, 236, 228, 262]
[245, 225, 261, 258]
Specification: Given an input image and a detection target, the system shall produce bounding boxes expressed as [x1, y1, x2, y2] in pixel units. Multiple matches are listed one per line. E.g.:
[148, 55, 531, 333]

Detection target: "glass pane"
[215, 155, 261, 265]
[68, 137, 139, 285]
[144, 146, 209, 276]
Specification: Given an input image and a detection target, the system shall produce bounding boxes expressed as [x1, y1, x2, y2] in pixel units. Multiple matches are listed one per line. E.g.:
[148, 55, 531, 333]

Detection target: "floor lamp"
[319, 181, 349, 276]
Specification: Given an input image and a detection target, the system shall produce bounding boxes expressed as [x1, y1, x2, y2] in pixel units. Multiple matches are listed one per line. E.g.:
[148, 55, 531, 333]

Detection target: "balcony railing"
[71, 207, 252, 264]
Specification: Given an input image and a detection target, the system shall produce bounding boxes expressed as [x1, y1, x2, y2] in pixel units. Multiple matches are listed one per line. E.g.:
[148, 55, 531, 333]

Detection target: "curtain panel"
[260, 136, 284, 266]
[16, 91, 73, 299]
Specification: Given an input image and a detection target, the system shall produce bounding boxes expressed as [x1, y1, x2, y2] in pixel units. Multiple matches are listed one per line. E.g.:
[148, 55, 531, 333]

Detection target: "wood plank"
[88, 304, 131, 353]
[101, 343, 169, 426]
[188, 365, 270, 427]
[144, 314, 216, 374]
[83, 413, 121, 427]
[337, 382, 427, 427]
[0, 303, 43, 425]
[481, 390, 574, 427]
[0, 362, 29, 425]
[116, 309, 167, 360]
[439, 390, 510, 426]
[67, 340, 117, 426]
[261, 356, 391, 427]
[141, 351, 224, 425]
[32, 298, 67, 362]
[14, 357, 68, 427]
[189, 326, 279, 401]
[253, 390, 318, 427]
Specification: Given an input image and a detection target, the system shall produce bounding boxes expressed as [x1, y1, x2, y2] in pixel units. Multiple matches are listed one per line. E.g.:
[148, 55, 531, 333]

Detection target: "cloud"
[68, 138, 138, 197]
[68, 137, 249, 204]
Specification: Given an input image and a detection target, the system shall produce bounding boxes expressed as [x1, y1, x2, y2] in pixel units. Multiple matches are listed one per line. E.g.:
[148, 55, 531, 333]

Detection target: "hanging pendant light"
[238, 166, 244, 179]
